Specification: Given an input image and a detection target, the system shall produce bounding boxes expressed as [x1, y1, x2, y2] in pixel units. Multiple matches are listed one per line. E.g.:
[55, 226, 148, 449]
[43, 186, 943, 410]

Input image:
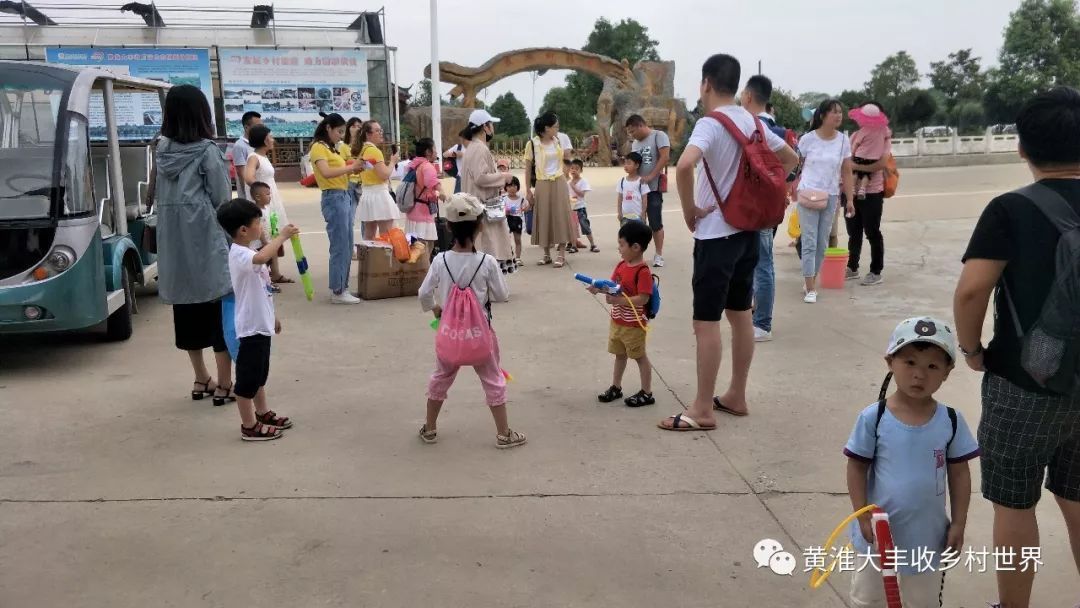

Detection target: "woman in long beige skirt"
[525, 112, 573, 268]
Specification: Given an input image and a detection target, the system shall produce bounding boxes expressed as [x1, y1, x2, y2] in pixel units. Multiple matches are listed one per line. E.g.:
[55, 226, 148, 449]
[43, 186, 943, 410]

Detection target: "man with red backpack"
[659, 54, 798, 432]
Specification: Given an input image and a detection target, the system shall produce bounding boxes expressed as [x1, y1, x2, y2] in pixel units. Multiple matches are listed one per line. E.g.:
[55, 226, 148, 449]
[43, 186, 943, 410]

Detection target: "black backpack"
[873, 373, 957, 455]
[1001, 183, 1080, 395]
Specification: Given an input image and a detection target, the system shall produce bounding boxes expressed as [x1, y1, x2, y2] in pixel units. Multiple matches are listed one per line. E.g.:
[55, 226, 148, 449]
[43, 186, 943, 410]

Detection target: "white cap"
[468, 109, 501, 126]
[885, 316, 957, 362]
[444, 193, 485, 223]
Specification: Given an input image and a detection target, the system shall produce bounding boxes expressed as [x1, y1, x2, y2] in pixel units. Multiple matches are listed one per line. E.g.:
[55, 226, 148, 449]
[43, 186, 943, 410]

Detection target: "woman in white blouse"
[795, 100, 855, 303]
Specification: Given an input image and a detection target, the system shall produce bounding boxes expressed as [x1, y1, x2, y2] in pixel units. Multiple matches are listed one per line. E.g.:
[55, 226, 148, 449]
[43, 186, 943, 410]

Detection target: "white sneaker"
[803, 290, 818, 304]
[331, 291, 361, 305]
[754, 327, 773, 342]
[652, 255, 665, 268]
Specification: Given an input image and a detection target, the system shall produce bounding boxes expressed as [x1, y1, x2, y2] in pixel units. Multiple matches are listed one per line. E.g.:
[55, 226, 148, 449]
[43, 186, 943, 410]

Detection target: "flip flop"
[658, 413, 716, 432]
[272, 275, 296, 284]
[713, 397, 748, 417]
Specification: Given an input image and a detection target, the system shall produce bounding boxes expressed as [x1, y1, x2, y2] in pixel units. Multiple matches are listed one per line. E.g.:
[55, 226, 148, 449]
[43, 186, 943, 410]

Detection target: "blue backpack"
[635, 266, 661, 319]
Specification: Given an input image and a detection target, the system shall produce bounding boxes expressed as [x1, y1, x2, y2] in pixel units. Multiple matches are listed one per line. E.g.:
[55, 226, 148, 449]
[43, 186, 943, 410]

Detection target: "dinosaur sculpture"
[417, 48, 688, 166]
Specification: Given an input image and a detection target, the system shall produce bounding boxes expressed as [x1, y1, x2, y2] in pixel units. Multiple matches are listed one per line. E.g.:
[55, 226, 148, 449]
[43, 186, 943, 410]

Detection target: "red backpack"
[701, 111, 788, 231]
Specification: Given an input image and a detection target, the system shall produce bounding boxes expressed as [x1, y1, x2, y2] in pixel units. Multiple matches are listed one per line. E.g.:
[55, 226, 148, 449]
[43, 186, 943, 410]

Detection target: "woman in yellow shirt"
[351, 120, 400, 241]
[310, 112, 363, 305]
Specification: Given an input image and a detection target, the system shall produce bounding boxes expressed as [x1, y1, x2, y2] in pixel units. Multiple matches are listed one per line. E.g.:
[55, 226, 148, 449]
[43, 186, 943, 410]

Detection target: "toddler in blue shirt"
[844, 317, 980, 608]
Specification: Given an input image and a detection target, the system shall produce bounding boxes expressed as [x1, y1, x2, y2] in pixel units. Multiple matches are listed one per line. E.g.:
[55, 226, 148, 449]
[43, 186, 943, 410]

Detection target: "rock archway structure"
[419, 47, 688, 166]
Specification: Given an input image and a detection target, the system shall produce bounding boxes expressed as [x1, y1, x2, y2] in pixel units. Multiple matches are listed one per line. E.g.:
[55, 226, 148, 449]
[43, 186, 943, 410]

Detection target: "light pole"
[429, 0, 442, 168]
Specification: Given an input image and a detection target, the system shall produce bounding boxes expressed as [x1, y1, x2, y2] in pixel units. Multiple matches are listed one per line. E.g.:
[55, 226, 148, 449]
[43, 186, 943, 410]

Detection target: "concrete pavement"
[2, 161, 1076, 607]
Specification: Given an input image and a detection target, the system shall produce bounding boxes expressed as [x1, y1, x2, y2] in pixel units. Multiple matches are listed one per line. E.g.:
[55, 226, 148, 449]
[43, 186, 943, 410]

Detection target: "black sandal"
[191, 377, 214, 401]
[597, 385, 623, 403]
[624, 390, 656, 407]
[213, 385, 237, 407]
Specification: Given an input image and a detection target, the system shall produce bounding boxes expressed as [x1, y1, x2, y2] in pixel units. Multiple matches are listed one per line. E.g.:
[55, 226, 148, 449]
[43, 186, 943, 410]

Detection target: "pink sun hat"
[849, 104, 890, 128]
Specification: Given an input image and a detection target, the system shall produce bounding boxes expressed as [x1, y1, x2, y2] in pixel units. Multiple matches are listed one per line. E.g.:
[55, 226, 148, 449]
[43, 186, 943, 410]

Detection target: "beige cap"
[444, 193, 485, 223]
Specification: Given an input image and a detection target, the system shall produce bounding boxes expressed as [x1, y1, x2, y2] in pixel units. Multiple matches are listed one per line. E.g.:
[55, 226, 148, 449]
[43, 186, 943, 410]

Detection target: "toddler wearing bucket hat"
[849, 104, 891, 200]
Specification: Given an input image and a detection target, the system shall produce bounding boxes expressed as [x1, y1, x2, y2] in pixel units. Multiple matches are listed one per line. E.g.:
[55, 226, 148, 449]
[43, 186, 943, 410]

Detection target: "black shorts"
[979, 373, 1080, 509]
[507, 215, 523, 235]
[692, 231, 759, 322]
[173, 301, 227, 353]
[235, 334, 272, 399]
[645, 191, 664, 231]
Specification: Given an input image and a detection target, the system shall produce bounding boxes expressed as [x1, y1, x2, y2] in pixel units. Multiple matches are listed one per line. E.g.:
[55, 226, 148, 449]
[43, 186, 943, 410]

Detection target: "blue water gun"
[575, 273, 622, 295]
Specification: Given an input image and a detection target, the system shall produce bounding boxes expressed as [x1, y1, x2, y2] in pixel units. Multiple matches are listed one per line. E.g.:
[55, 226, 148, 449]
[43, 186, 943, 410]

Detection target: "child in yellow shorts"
[589, 221, 655, 407]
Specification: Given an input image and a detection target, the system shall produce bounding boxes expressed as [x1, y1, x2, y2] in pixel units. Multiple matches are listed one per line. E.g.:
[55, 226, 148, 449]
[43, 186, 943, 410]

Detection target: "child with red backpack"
[417, 193, 526, 449]
[592, 221, 656, 407]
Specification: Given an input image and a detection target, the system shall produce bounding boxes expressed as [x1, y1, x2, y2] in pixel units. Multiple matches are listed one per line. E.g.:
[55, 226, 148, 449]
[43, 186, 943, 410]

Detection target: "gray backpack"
[1002, 183, 1080, 395]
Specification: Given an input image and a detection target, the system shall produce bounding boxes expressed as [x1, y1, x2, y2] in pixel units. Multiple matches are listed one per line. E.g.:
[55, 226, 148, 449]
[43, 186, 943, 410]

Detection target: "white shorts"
[850, 564, 944, 608]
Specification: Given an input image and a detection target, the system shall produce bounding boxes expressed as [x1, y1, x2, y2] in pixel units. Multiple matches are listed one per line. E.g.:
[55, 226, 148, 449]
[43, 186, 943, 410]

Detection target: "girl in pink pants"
[417, 193, 527, 450]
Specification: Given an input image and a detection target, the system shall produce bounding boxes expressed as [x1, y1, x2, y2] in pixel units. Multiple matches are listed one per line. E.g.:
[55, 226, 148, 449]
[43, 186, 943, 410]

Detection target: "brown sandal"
[240, 422, 283, 442]
[271, 275, 295, 284]
[255, 410, 293, 429]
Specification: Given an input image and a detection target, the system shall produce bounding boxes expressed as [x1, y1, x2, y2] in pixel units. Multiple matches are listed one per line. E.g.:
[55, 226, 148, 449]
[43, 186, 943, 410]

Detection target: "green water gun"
[271, 212, 314, 301]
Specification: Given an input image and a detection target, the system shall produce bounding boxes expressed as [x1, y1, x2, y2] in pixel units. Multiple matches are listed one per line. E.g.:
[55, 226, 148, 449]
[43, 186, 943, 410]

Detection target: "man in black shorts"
[954, 86, 1080, 608]
[658, 54, 797, 432]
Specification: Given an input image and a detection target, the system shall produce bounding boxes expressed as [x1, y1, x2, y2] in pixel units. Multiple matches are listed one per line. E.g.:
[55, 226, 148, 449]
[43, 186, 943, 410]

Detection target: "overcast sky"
[32, 0, 1023, 115]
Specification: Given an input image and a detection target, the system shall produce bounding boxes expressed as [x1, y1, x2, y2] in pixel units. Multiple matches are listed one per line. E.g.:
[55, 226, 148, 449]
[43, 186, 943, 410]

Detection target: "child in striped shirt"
[588, 221, 655, 408]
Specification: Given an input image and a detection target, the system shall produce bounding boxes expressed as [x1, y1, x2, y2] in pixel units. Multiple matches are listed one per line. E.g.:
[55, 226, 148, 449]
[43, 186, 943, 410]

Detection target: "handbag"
[483, 197, 506, 221]
[142, 214, 157, 254]
[797, 189, 830, 210]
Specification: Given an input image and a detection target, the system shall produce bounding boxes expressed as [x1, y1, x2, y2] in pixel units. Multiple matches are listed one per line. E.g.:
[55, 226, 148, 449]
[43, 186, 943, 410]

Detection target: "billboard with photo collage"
[219, 48, 370, 139]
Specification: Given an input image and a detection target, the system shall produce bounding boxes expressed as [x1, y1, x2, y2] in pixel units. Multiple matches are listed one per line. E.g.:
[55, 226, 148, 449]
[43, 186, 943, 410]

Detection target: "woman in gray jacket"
[156, 85, 235, 405]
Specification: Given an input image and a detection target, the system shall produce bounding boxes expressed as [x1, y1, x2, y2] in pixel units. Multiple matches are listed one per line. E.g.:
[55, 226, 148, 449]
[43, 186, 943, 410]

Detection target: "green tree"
[797, 91, 831, 108]
[540, 86, 590, 136]
[409, 79, 432, 108]
[408, 78, 468, 108]
[928, 49, 985, 109]
[865, 51, 921, 116]
[488, 92, 529, 136]
[895, 89, 938, 132]
[953, 100, 986, 134]
[556, 18, 661, 132]
[984, 0, 1080, 122]
[770, 88, 804, 131]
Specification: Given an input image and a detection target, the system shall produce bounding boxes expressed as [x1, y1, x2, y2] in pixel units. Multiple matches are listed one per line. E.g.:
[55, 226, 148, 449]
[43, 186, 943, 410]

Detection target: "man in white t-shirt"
[232, 111, 261, 200]
[659, 54, 798, 432]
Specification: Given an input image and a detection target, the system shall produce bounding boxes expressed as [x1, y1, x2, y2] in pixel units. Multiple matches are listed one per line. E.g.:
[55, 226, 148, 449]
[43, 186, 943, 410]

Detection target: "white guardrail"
[890, 131, 1018, 158]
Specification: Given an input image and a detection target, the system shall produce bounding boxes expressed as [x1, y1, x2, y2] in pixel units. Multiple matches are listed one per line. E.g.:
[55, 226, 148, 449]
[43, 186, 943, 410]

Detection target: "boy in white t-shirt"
[569, 159, 599, 252]
[617, 151, 651, 226]
[217, 198, 299, 442]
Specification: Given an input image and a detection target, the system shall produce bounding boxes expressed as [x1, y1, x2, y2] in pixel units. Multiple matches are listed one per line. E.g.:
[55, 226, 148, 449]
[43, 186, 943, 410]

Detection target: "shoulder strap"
[466, 254, 485, 288]
[872, 399, 887, 457]
[946, 406, 958, 451]
[1015, 182, 1080, 233]
[706, 111, 750, 145]
[442, 254, 457, 285]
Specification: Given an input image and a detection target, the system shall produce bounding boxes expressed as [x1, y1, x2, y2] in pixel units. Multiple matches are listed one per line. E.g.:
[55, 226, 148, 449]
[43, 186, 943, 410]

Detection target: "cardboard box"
[356, 241, 430, 300]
